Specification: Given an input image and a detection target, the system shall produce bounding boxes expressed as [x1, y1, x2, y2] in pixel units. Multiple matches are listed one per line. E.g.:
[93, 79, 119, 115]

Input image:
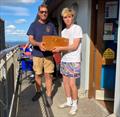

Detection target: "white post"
[114, 2, 120, 117]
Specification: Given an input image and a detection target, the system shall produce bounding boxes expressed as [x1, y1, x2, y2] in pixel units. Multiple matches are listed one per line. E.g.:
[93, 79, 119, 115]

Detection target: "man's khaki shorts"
[32, 56, 54, 75]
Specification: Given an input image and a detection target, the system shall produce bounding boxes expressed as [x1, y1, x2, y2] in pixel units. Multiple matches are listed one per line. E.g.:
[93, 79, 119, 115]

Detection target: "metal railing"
[0, 45, 53, 117]
[0, 45, 19, 117]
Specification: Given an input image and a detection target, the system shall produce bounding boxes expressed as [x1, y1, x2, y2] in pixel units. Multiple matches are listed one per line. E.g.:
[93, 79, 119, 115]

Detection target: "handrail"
[0, 45, 20, 117]
[0, 45, 19, 60]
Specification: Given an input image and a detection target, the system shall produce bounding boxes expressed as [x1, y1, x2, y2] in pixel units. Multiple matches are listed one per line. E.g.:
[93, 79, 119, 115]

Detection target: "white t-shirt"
[61, 24, 83, 62]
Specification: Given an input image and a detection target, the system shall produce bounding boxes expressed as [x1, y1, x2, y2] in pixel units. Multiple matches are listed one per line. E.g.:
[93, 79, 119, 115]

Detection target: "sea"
[5, 41, 26, 48]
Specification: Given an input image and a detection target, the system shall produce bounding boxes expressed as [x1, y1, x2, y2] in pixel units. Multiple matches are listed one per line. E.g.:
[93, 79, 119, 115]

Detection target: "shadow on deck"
[12, 75, 110, 117]
[13, 73, 62, 117]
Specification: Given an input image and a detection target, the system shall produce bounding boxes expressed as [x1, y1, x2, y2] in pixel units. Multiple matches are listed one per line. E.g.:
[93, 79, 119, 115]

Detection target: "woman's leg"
[69, 78, 78, 100]
[59, 62, 73, 108]
[63, 75, 71, 98]
[69, 78, 78, 114]
[59, 75, 72, 108]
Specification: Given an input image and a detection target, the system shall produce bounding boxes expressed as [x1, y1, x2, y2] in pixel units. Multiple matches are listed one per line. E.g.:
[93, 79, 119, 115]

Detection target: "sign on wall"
[103, 48, 115, 59]
[105, 1, 118, 19]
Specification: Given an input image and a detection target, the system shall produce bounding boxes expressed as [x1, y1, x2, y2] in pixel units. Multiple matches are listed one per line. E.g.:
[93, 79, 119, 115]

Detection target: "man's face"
[38, 7, 48, 21]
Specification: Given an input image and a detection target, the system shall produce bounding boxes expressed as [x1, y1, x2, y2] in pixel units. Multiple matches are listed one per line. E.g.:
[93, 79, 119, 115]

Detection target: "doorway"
[89, 0, 119, 113]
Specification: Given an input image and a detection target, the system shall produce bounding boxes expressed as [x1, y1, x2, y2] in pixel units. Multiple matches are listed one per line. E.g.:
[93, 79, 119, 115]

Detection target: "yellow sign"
[103, 48, 115, 59]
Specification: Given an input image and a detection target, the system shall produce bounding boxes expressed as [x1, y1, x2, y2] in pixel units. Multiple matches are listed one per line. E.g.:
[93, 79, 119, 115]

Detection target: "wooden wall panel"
[88, 0, 97, 98]
[89, 0, 105, 97]
[95, 0, 105, 90]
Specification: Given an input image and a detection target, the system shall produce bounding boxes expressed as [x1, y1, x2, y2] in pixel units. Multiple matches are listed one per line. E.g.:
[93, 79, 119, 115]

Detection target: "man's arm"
[29, 35, 40, 46]
[29, 35, 46, 51]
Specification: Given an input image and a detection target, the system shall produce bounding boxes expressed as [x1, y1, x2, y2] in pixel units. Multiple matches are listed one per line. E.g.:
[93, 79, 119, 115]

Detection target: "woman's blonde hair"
[61, 8, 75, 17]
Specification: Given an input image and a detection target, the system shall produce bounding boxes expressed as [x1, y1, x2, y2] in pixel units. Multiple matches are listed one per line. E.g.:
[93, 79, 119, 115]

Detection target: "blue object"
[21, 59, 33, 71]
[20, 47, 23, 51]
[100, 64, 116, 90]
[25, 48, 32, 52]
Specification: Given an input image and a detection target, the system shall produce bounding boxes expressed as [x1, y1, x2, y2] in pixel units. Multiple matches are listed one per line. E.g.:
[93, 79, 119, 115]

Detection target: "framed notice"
[105, 1, 118, 19]
[103, 23, 114, 40]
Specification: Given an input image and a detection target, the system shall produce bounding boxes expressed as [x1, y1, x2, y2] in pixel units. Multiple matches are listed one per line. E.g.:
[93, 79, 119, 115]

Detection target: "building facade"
[45, 0, 120, 116]
[0, 18, 5, 51]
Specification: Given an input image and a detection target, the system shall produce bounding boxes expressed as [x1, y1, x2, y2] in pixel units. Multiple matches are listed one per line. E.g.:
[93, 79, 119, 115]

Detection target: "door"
[89, 0, 119, 101]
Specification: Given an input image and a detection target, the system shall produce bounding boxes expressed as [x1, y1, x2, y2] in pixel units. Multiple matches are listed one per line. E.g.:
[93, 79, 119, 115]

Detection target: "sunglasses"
[39, 11, 48, 14]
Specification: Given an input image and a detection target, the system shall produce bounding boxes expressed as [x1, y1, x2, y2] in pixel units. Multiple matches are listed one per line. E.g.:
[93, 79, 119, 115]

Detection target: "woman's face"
[63, 15, 73, 27]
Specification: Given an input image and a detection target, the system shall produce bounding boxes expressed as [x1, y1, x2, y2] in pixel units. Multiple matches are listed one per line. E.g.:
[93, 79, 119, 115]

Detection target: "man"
[27, 4, 57, 106]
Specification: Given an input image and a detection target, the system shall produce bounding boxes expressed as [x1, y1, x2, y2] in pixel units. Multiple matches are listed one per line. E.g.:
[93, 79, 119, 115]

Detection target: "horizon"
[5, 41, 27, 48]
[6, 40, 28, 43]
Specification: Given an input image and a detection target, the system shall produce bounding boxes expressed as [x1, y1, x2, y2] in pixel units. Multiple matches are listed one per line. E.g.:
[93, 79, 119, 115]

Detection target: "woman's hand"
[52, 47, 61, 53]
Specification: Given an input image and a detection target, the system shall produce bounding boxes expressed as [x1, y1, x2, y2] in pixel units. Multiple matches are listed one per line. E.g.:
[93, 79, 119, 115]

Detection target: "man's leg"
[35, 74, 41, 92]
[44, 57, 54, 106]
[32, 57, 43, 101]
[32, 74, 42, 101]
[44, 73, 52, 96]
[44, 73, 53, 106]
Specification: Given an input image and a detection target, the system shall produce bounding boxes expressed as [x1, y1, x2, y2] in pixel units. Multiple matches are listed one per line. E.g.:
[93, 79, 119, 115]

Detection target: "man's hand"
[29, 35, 46, 51]
[38, 42, 46, 51]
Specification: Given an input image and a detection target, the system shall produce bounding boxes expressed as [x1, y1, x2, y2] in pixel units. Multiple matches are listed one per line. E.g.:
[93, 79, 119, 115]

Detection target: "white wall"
[76, 0, 91, 91]
[114, 3, 120, 117]
[81, 33, 90, 91]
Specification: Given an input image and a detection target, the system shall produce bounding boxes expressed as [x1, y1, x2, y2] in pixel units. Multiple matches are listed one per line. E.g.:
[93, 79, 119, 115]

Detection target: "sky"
[0, 0, 43, 42]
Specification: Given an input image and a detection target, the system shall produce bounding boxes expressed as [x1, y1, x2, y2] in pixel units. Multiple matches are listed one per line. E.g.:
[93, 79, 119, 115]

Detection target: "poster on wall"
[105, 1, 118, 19]
[103, 23, 114, 40]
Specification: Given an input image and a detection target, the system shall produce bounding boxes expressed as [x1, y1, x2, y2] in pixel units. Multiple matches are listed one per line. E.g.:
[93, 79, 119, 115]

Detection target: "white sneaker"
[69, 106, 77, 115]
[59, 102, 72, 108]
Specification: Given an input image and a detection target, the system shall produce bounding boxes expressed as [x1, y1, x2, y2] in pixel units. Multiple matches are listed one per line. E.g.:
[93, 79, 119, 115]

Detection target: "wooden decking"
[13, 75, 111, 117]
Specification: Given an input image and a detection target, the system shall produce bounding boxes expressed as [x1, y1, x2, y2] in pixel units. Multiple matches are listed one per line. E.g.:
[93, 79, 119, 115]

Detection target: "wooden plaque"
[42, 36, 69, 51]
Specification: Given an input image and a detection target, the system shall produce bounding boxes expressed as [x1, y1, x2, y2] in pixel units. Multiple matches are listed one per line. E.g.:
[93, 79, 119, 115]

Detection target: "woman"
[52, 8, 83, 115]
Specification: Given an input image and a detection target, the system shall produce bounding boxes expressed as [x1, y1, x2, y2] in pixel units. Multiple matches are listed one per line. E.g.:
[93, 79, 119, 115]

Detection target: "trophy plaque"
[42, 36, 69, 51]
